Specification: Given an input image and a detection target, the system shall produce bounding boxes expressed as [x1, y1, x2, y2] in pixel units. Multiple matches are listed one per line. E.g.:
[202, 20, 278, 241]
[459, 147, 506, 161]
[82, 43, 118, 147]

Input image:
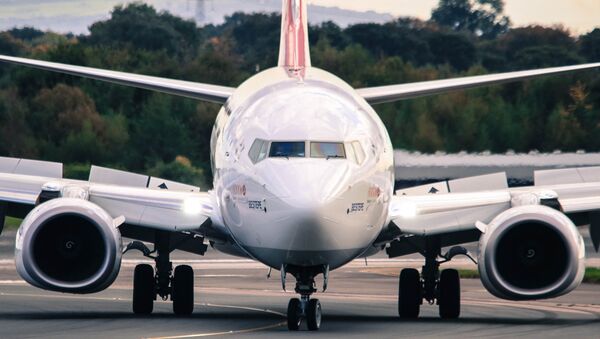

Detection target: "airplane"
[0, 0, 600, 332]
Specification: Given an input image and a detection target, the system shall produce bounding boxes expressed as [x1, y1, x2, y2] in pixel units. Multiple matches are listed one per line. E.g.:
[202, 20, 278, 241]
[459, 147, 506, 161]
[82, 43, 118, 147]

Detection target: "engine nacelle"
[478, 205, 585, 300]
[15, 198, 122, 293]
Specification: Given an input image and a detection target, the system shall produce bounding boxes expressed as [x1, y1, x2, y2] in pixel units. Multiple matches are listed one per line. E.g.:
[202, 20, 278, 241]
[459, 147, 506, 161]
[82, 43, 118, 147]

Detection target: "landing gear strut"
[397, 237, 468, 319]
[127, 231, 195, 315]
[284, 266, 326, 331]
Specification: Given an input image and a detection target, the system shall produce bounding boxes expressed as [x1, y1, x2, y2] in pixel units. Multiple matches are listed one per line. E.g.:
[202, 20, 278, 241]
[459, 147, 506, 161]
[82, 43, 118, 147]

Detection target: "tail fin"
[278, 0, 311, 71]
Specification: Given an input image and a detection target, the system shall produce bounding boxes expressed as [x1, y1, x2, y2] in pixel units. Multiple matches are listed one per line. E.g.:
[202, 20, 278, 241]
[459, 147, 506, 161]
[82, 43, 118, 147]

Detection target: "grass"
[458, 268, 600, 284]
[3, 217, 21, 231]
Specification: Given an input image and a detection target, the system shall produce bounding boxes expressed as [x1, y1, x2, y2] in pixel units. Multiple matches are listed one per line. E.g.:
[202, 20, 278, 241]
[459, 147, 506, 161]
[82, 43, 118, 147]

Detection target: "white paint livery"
[0, 0, 599, 330]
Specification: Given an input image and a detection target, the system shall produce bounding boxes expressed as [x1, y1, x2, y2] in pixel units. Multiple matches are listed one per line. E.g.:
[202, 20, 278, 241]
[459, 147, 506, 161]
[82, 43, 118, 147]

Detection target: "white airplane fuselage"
[210, 67, 395, 270]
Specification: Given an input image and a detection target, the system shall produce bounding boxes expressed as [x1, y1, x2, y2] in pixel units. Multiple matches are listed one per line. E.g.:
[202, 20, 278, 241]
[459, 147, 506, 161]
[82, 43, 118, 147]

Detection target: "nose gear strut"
[282, 265, 327, 331]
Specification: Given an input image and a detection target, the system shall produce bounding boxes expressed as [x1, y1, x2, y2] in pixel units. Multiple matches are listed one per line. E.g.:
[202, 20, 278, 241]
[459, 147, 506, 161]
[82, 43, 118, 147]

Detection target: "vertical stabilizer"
[278, 0, 311, 71]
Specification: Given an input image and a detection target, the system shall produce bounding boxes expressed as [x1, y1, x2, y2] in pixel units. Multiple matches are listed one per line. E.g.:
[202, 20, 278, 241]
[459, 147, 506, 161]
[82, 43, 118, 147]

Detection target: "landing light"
[183, 197, 204, 215]
[394, 200, 418, 218]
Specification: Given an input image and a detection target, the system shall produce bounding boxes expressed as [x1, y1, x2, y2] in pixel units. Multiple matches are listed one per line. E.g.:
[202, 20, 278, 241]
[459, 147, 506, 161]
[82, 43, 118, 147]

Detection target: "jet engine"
[478, 205, 585, 300]
[15, 198, 122, 293]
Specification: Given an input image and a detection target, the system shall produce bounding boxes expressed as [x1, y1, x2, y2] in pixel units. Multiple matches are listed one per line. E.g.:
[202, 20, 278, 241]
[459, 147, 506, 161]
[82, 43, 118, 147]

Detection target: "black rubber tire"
[172, 265, 194, 316]
[133, 264, 155, 314]
[439, 269, 460, 319]
[287, 298, 302, 331]
[398, 268, 421, 318]
[306, 299, 322, 331]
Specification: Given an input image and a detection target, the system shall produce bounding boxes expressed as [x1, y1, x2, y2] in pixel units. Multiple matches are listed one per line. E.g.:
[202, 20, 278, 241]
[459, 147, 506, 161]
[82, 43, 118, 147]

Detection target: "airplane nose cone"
[262, 160, 351, 208]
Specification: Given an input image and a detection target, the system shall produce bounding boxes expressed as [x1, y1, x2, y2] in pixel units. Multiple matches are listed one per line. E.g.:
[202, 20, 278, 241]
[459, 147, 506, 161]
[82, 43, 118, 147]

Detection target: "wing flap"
[0, 157, 62, 178]
[534, 166, 600, 186]
[395, 172, 508, 196]
[89, 165, 148, 187]
[89, 165, 200, 192]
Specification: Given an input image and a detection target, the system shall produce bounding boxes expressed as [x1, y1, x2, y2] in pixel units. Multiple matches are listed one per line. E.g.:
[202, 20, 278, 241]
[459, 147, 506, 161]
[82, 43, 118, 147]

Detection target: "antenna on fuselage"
[278, 0, 311, 74]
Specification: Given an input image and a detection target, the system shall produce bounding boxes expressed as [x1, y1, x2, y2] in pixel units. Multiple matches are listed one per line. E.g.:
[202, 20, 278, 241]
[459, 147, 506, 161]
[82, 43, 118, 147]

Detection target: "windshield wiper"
[326, 155, 344, 160]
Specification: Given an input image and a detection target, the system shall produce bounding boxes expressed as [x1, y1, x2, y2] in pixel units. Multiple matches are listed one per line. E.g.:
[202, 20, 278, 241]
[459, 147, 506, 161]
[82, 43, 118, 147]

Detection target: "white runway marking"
[0, 291, 287, 339]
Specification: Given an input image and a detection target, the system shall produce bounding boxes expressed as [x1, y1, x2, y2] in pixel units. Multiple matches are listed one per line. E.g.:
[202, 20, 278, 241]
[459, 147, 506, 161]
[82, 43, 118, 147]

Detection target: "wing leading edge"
[0, 55, 234, 104]
[357, 63, 600, 105]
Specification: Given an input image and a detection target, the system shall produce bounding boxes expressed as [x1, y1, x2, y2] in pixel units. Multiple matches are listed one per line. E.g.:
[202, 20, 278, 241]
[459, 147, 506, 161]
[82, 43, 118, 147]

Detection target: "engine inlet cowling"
[478, 205, 585, 300]
[15, 198, 122, 293]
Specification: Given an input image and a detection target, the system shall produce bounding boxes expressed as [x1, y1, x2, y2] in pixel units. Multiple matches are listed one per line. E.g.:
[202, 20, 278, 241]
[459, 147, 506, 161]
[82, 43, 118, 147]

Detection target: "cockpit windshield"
[269, 142, 306, 158]
[249, 140, 354, 162]
[310, 142, 346, 159]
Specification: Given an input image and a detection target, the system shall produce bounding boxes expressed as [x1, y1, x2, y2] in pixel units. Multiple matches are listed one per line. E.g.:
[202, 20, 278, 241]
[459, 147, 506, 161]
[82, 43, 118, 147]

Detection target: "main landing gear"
[398, 237, 474, 319]
[283, 265, 328, 331]
[125, 231, 195, 316]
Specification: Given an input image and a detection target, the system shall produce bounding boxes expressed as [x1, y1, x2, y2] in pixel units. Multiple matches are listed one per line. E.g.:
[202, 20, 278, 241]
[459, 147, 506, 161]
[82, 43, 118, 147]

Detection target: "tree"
[580, 29, 600, 62]
[0, 32, 25, 56]
[0, 89, 37, 157]
[31, 84, 107, 163]
[222, 12, 280, 72]
[431, 0, 510, 39]
[8, 27, 44, 41]
[86, 3, 201, 56]
[427, 32, 477, 71]
[498, 26, 576, 60]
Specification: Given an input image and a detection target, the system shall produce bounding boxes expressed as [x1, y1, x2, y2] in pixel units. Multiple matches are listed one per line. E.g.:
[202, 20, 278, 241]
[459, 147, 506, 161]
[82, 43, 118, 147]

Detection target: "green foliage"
[0, 32, 25, 56]
[0, 2, 599, 188]
[431, 0, 510, 39]
[85, 3, 201, 56]
[580, 29, 600, 62]
[148, 156, 207, 190]
[3, 217, 22, 230]
[457, 268, 600, 284]
[63, 163, 92, 180]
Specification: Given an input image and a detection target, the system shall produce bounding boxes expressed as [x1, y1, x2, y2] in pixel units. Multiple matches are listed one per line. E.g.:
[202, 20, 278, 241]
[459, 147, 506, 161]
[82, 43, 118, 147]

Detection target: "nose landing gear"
[283, 265, 326, 331]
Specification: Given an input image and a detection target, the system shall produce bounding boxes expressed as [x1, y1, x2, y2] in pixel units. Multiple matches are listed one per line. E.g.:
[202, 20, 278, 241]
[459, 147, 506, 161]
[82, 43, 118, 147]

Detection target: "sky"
[0, 0, 597, 35]
[310, 0, 599, 35]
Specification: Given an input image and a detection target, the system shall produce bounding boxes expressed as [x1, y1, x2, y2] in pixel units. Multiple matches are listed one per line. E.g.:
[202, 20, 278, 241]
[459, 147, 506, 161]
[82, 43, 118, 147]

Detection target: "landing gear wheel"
[287, 298, 302, 331]
[133, 264, 155, 314]
[172, 265, 194, 316]
[306, 299, 322, 331]
[438, 269, 460, 319]
[398, 268, 421, 318]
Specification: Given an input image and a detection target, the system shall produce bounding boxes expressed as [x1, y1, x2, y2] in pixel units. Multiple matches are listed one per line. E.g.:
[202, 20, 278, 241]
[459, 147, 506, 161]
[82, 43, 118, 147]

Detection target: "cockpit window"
[310, 142, 346, 159]
[248, 139, 269, 164]
[351, 141, 366, 164]
[269, 142, 306, 158]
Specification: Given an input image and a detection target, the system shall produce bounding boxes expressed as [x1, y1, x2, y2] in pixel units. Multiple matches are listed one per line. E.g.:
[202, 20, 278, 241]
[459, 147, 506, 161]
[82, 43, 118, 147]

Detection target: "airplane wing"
[387, 169, 600, 250]
[357, 63, 600, 105]
[0, 55, 234, 104]
[0, 157, 217, 234]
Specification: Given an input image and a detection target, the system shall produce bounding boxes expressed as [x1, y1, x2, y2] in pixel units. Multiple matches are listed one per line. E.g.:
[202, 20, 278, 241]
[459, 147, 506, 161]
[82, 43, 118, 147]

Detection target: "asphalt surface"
[0, 230, 598, 338]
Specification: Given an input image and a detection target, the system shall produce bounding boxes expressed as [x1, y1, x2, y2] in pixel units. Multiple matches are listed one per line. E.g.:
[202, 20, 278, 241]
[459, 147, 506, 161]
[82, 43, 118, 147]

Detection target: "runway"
[0, 231, 599, 338]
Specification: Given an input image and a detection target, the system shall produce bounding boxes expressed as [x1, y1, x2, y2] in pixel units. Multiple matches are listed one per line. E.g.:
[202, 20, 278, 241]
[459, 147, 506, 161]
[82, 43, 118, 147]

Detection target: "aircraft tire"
[133, 264, 155, 314]
[172, 265, 194, 316]
[287, 298, 302, 331]
[398, 268, 421, 318]
[306, 299, 322, 331]
[438, 269, 460, 319]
